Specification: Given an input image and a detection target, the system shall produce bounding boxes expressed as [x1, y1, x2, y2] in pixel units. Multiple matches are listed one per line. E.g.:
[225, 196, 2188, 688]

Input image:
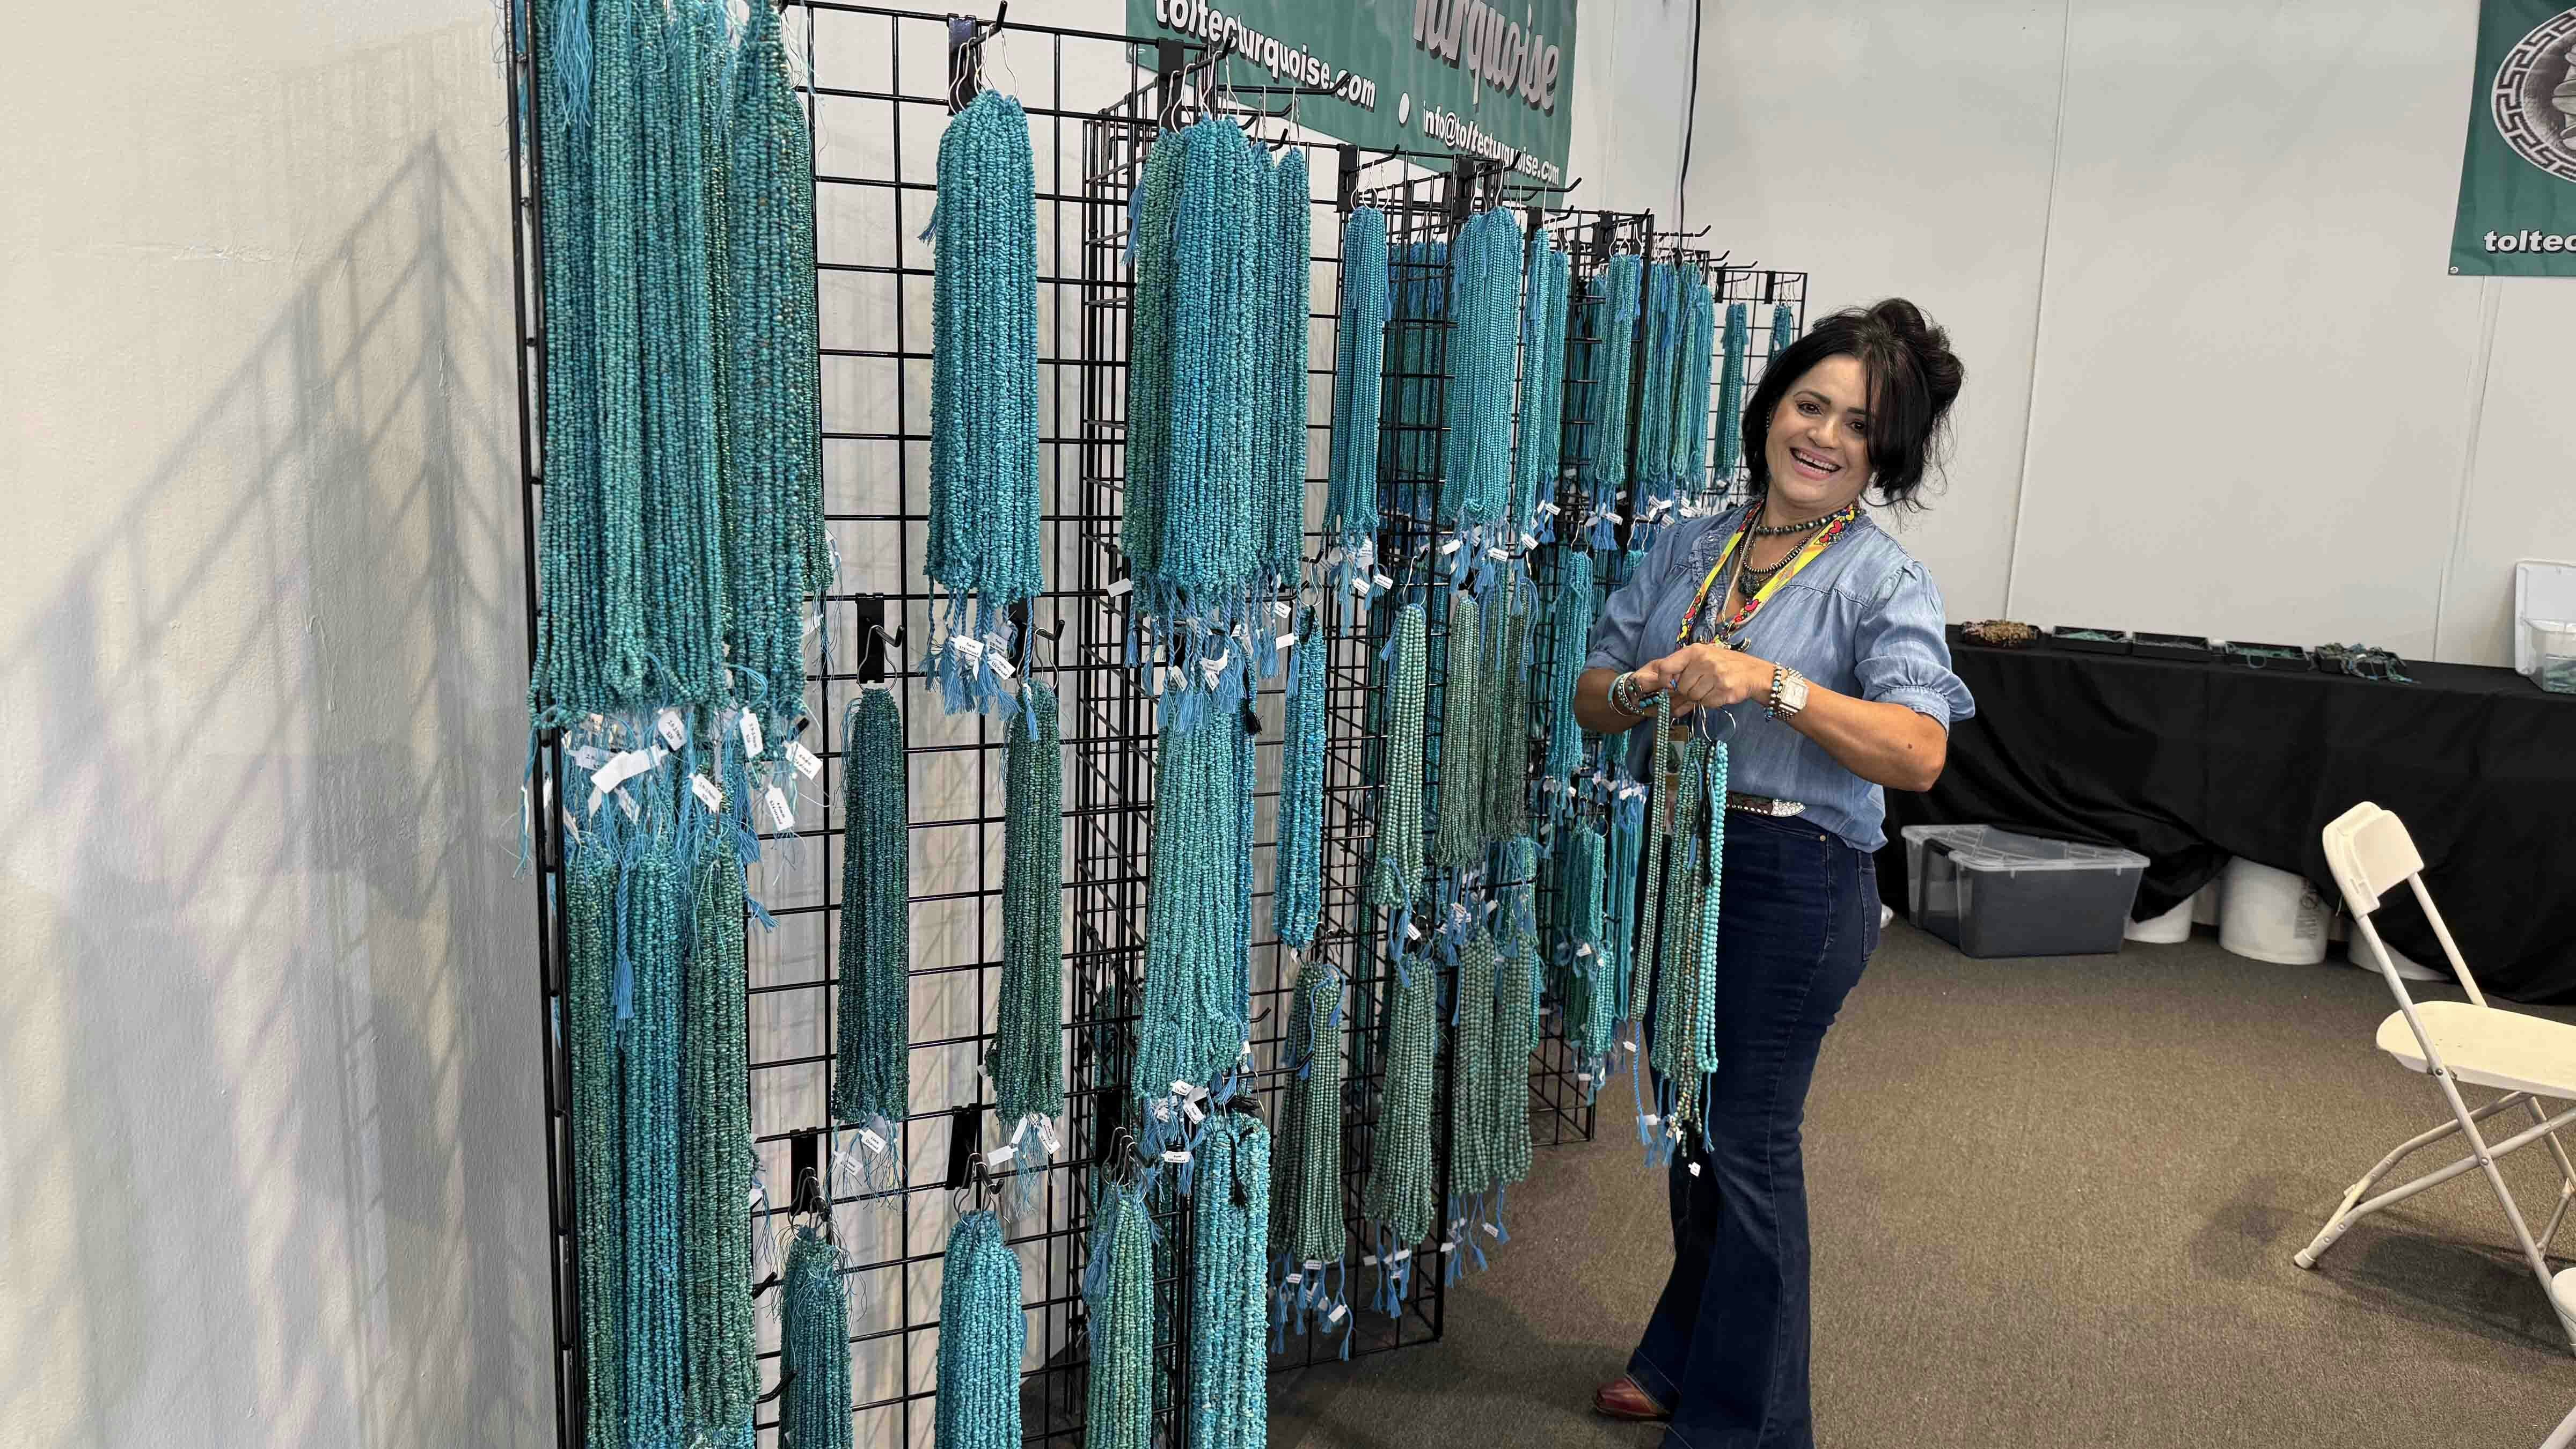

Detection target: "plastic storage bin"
[2524, 619, 2576, 695]
[1904, 825, 2149, 958]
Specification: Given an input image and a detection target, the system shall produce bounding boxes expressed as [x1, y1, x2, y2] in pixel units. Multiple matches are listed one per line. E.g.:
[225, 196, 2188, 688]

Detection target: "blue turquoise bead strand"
[928, 90, 1044, 715]
[1512, 233, 1573, 544]
[564, 841, 626, 1446]
[1771, 301, 1798, 362]
[1257, 148, 1311, 589]
[1273, 608, 1327, 951]
[779, 1221, 854, 1449]
[617, 836, 689, 1441]
[1133, 705, 1255, 1101]
[1367, 604, 1428, 914]
[935, 1209, 1027, 1449]
[1431, 590, 1487, 869]
[1082, 1184, 1155, 1449]
[1121, 135, 1184, 587]
[682, 839, 756, 1439]
[1674, 274, 1717, 497]
[1574, 255, 1643, 550]
[1323, 209, 1391, 587]
[1383, 240, 1450, 518]
[832, 686, 910, 1162]
[1539, 548, 1593, 784]
[990, 681, 1064, 1155]
[586, 0, 651, 702]
[528, 0, 606, 724]
[1716, 301, 1752, 476]
[1189, 1114, 1272, 1449]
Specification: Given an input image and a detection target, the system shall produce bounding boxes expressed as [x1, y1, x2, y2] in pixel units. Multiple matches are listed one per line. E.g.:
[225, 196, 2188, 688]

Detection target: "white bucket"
[2124, 895, 2193, 944]
[2191, 876, 2223, 927]
[2347, 932, 2447, 983]
[2219, 858, 2330, 965]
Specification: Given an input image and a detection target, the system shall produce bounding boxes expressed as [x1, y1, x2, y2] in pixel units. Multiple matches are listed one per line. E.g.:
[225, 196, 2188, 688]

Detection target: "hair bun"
[1867, 298, 1964, 410]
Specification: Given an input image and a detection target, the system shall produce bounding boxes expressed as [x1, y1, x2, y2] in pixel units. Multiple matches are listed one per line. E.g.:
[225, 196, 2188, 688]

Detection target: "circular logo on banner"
[2493, 8, 2576, 183]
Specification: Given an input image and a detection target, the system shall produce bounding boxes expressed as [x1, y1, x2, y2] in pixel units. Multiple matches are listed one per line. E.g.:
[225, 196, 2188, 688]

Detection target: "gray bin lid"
[1901, 824, 2148, 873]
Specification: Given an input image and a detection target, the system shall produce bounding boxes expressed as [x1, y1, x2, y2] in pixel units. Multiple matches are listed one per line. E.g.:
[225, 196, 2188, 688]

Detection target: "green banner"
[2451, 2, 2576, 275]
[1126, 0, 1578, 186]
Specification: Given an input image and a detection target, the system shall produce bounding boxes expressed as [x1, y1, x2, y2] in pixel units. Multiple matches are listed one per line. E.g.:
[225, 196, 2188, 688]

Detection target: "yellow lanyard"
[1674, 503, 1858, 648]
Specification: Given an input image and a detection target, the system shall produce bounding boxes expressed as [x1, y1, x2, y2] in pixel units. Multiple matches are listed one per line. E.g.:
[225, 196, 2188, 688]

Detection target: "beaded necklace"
[833, 685, 910, 1171]
[1367, 605, 1428, 923]
[1083, 1183, 1155, 1448]
[1431, 590, 1487, 870]
[1189, 1113, 1272, 1449]
[1716, 301, 1752, 478]
[1513, 234, 1573, 546]
[1133, 705, 1255, 1103]
[1575, 255, 1644, 550]
[565, 843, 626, 1446]
[1362, 956, 1440, 1312]
[1675, 276, 1717, 496]
[1442, 209, 1525, 534]
[1447, 925, 1512, 1271]
[928, 90, 1044, 717]
[1273, 608, 1327, 952]
[780, 1221, 854, 1449]
[1562, 820, 1615, 1084]
[617, 833, 687, 1441]
[1257, 148, 1311, 590]
[1323, 209, 1392, 599]
[1482, 572, 1534, 843]
[683, 839, 756, 1437]
[1771, 301, 1797, 365]
[990, 681, 1063, 1179]
[1539, 549, 1594, 786]
[935, 1209, 1026, 1449]
[1494, 835, 1540, 1191]
[1383, 239, 1449, 517]
[1269, 958, 1350, 1350]
[1631, 262, 1682, 530]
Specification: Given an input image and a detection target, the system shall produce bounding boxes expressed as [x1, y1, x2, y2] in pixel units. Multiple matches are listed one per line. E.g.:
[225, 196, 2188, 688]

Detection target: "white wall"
[1681, 0, 2576, 663]
[0, 4, 544, 1446]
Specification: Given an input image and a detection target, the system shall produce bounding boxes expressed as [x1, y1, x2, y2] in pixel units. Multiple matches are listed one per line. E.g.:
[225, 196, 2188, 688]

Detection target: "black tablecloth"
[1878, 642, 2576, 1002]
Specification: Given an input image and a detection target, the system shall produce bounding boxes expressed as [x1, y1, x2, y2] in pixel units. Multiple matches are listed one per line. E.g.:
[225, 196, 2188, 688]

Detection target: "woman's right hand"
[1629, 644, 1774, 720]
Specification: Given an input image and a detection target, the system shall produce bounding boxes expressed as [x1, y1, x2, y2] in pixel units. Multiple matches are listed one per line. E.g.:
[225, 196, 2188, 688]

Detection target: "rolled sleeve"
[1583, 516, 1711, 675]
[1852, 559, 1975, 729]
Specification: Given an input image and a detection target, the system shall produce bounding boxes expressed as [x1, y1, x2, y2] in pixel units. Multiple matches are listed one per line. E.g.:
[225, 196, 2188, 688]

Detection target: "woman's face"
[1763, 354, 1875, 518]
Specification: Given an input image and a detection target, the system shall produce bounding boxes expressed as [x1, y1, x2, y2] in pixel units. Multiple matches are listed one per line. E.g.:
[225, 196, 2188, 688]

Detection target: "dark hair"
[1740, 297, 1964, 509]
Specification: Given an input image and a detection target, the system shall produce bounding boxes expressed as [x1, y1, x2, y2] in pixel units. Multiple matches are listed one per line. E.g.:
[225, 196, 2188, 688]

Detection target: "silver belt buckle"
[1726, 791, 1807, 818]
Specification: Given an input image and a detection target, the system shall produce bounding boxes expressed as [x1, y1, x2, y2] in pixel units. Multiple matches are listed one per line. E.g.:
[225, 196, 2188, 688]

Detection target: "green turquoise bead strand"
[1440, 209, 1525, 534]
[1574, 255, 1643, 551]
[832, 686, 910, 1165]
[1133, 705, 1256, 1102]
[1447, 928, 1503, 1246]
[1256, 147, 1311, 589]
[1431, 590, 1486, 869]
[1361, 955, 1440, 1314]
[528, 0, 606, 724]
[1539, 548, 1594, 786]
[682, 839, 756, 1439]
[1673, 274, 1717, 498]
[617, 837, 688, 1441]
[1631, 262, 1682, 528]
[928, 90, 1044, 717]
[1269, 958, 1350, 1348]
[935, 1209, 1026, 1449]
[779, 1221, 854, 1449]
[1273, 607, 1328, 952]
[990, 681, 1064, 1173]
[1492, 839, 1539, 1191]
[564, 843, 626, 1447]
[1367, 605, 1428, 920]
[1482, 570, 1534, 843]
[1512, 233, 1572, 546]
[1081, 1183, 1155, 1449]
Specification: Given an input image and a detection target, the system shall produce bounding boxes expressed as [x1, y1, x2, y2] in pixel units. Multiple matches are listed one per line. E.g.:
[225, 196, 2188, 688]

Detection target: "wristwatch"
[1609, 670, 1658, 718]
[1767, 666, 1810, 720]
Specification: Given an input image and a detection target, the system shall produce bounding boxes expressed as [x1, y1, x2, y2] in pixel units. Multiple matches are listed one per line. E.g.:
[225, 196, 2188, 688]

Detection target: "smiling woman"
[1572, 299, 1975, 1447]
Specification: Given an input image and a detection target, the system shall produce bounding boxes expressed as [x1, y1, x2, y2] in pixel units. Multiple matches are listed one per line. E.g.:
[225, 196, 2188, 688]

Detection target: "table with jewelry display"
[1883, 639, 2576, 1001]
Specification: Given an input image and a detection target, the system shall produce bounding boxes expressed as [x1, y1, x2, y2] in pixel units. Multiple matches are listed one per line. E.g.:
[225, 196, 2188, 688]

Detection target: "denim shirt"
[1585, 503, 1976, 852]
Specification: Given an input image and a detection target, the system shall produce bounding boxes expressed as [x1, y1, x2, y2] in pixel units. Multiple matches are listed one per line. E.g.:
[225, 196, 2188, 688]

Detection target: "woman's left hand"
[1629, 644, 1776, 720]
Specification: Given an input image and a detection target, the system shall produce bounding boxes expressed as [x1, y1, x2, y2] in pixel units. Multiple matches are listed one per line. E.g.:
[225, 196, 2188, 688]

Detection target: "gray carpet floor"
[1269, 922, 2576, 1448]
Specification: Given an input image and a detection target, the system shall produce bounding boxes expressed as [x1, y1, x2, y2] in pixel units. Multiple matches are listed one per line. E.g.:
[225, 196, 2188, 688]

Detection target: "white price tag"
[987, 1144, 1016, 1169]
[1689, 1161, 1703, 1177]
[1161, 1149, 1191, 1165]
[1170, 1079, 1194, 1098]
[1182, 1098, 1206, 1124]
[1272, 600, 1292, 620]
[1104, 577, 1134, 598]
[691, 774, 723, 814]
[1151, 1101, 1171, 1122]
[1576, 1071, 1594, 1085]
[1373, 572, 1394, 590]
[1481, 1221, 1499, 1238]
[1283, 1272, 1302, 1287]
[1304, 1259, 1322, 1274]
[990, 654, 1017, 680]
[1036, 1119, 1060, 1157]
[1576, 943, 1593, 958]
[763, 786, 794, 831]
[615, 788, 640, 822]
[1392, 1248, 1412, 1263]
[656, 709, 687, 750]
[1439, 538, 1461, 556]
[1485, 545, 1507, 560]
[1328, 1304, 1348, 1323]
[739, 712, 764, 759]
[1351, 575, 1374, 596]
[1277, 633, 1296, 653]
[952, 636, 986, 663]
[1642, 1113, 1660, 1126]
[858, 1128, 887, 1154]
[591, 749, 651, 792]
[787, 741, 823, 780]
[1438, 1242, 1455, 1255]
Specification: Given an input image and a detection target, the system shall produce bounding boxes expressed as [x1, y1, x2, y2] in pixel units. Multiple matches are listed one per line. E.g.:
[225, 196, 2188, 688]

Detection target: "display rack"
[502, 4, 1796, 1443]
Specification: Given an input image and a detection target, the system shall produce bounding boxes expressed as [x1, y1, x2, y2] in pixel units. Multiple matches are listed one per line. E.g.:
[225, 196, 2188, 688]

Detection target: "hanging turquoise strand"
[1512, 233, 1572, 545]
[991, 681, 1063, 1177]
[1133, 705, 1255, 1101]
[1324, 209, 1391, 597]
[1270, 958, 1348, 1349]
[1575, 255, 1643, 551]
[928, 90, 1044, 716]
[936, 1210, 1026, 1449]
[1257, 148, 1311, 590]
[1362, 956, 1440, 1313]
[1441, 209, 1524, 533]
[1674, 274, 1717, 498]
[833, 686, 909, 1173]
[1083, 1185, 1154, 1449]
[1368, 605, 1428, 919]
[565, 844, 625, 1446]
[780, 1222, 853, 1449]
[1431, 591, 1486, 869]
[682, 839, 756, 1439]
[1482, 572, 1533, 843]
[1274, 608, 1327, 952]
[1716, 301, 1752, 477]
[1190, 1114, 1272, 1449]
[618, 838, 687, 1441]
[1540, 550, 1593, 785]
[1447, 927, 1502, 1276]
[1494, 835, 1539, 1191]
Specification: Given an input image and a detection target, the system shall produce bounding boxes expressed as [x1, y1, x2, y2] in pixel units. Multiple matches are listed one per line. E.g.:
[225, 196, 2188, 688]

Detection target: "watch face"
[1782, 675, 1811, 711]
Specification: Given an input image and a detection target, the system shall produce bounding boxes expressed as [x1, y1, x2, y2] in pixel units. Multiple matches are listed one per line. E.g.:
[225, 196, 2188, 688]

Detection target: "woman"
[1579, 298, 1974, 1448]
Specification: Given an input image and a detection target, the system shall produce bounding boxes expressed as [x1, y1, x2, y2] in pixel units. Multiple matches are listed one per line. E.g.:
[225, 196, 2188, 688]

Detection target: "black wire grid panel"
[501, 6, 1792, 1445]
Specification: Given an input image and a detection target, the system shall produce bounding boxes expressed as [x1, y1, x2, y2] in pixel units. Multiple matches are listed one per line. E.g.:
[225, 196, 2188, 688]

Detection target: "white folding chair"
[2294, 802, 2576, 1355]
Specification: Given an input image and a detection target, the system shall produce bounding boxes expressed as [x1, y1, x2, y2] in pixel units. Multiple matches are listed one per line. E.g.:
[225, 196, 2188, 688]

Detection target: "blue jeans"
[1626, 810, 1879, 1449]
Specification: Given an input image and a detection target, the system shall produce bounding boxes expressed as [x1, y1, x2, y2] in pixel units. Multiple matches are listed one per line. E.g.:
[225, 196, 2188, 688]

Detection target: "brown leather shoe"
[1592, 1375, 1671, 1422]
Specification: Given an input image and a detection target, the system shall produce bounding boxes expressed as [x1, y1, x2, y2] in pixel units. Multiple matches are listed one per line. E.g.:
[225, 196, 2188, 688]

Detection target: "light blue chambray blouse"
[1585, 503, 1976, 853]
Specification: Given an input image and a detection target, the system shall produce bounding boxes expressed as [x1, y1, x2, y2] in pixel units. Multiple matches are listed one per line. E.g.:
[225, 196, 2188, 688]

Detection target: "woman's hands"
[1629, 644, 1775, 720]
